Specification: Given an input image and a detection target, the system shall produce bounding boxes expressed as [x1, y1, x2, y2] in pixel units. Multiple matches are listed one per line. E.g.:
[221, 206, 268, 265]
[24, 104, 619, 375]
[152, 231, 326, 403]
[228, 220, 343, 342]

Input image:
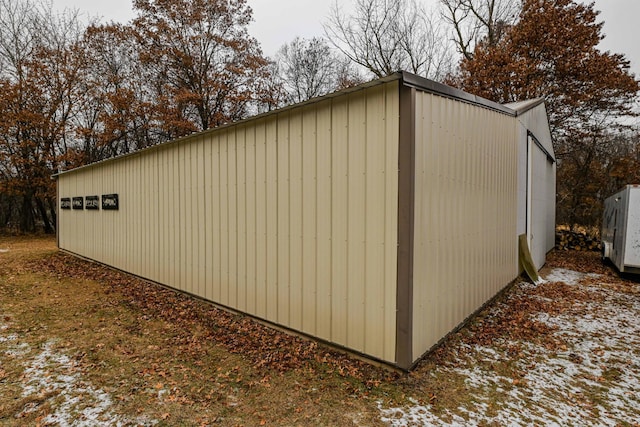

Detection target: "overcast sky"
[49, 0, 640, 77]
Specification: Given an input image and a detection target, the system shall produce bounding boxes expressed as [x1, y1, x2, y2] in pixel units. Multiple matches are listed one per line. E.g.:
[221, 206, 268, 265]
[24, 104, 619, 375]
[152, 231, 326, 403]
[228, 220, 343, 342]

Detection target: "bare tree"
[441, 0, 520, 60]
[274, 36, 363, 104]
[0, 0, 86, 232]
[0, 0, 38, 79]
[324, 0, 453, 80]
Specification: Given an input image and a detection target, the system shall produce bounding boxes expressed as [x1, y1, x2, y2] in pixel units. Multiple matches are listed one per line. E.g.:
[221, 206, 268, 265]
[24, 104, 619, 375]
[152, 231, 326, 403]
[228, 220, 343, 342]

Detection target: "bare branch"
[324, 0, 454, 80]
[440, 0, 520, 60]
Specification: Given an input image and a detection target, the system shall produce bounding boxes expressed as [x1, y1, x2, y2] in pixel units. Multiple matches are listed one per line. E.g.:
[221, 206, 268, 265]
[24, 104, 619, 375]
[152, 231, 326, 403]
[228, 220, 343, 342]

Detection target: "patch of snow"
[543, 268, 600, 285]
[378, 399, 469, 427]
[0, 333, 17, 343]
[379, 269, 640, 426]
[0, 316, 30, 355]
[0, 248, 9, 253]
[1, 333, 158, 427]
[5, 342, 31, 356]
[21, 341, 131, 426]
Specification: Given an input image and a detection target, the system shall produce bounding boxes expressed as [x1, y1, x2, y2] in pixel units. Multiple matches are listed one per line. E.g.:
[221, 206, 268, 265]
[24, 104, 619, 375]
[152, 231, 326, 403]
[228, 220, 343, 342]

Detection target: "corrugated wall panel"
[171, 147, 180, 292]
[412, 91, 518, 362]
[364, 84, 387, 358]
[197, 137, 207, 299]
[202, 140, 213, 301]
[265, 118, 279, 323]
[292, 110, 304, 331]
[237, 127, 247, 312]
[315, 101, 332, 341]
[347, 91, 367, 353]
[301, 105, 318, 336]
[219, 131, 230, 305]
[330, 95, 349, 346]
[383, 83, 400, 362]
[228, 130, 238, 308]
[277, 111, 291, 326]
[138, 154, 147, 280]
[254, 119, 268, 319]
[245, 125, 257, 315]
[57, 80, 400, 363]
[212, 135, 222, 302]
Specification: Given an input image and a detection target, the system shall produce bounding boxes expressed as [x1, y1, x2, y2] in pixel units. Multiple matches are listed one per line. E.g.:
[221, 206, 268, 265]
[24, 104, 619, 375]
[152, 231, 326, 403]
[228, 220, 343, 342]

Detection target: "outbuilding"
[55, 71, 555, 370]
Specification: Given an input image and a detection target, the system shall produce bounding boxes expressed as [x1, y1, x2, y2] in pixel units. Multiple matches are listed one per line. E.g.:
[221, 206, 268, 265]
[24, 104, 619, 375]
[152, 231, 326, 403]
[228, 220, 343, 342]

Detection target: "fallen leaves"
[29, 252, 396, 383]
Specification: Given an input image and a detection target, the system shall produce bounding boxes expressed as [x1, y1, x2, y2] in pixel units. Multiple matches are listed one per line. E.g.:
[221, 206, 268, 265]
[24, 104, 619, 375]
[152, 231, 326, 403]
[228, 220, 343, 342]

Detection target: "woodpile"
[555, 228, 602, 252]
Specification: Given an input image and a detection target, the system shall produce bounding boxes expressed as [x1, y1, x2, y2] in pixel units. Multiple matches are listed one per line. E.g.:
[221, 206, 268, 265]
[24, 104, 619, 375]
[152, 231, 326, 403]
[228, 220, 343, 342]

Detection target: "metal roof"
[504, 98, 545, 116]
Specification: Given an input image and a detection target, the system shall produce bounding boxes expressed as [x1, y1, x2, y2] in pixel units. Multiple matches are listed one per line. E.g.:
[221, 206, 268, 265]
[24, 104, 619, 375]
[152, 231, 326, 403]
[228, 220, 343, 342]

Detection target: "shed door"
[527, 132, 554, 270]
[526, 135, 533, 248]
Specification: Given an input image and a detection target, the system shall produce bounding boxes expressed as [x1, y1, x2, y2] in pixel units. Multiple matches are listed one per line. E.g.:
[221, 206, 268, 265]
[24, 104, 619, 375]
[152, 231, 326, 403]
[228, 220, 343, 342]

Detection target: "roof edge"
[399, 71, 516, 116]
[53, 73, 405, 178]
[504, 98, 546, 116]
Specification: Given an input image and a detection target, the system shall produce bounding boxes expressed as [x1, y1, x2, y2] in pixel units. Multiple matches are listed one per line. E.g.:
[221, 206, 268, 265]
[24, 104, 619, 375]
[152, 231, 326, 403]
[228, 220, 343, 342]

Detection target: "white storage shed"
[55, 71, 556, 370]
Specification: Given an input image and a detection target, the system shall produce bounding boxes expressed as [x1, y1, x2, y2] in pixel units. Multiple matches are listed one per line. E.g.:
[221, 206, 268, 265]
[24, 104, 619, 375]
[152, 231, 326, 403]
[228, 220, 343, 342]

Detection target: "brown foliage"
[451, 0, 640, 228]
[132, 0, 274, 132]
[0, 0, 279, 233]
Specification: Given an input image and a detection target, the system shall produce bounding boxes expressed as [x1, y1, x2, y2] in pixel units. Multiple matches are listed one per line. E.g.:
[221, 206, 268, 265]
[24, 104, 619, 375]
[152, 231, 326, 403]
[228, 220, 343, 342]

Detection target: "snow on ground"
[0, 314, 156, 426]
[541, 268, 601, 286]
[21, 341, 133, 426]
[379, 268, 640, 426]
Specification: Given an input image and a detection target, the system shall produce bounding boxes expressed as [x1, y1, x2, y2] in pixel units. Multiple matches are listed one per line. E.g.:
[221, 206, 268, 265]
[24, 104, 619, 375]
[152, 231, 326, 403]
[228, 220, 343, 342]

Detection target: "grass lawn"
[1, 235, 639, 426]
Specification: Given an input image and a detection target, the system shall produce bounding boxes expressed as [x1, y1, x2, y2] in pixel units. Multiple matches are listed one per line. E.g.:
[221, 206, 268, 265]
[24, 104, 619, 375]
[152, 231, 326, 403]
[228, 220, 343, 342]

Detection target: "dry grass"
[1, 235, 639, 426]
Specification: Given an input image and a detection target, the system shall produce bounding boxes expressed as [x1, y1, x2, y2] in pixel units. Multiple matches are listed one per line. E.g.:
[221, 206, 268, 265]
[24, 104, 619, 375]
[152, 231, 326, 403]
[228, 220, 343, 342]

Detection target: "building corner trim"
[395, 83, 416, 369]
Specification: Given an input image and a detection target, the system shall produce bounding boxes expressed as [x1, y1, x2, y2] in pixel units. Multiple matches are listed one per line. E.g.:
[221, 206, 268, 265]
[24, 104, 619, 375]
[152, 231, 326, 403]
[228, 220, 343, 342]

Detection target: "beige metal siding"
[411, 91, 518, 361]
[57, 81, 400, 363]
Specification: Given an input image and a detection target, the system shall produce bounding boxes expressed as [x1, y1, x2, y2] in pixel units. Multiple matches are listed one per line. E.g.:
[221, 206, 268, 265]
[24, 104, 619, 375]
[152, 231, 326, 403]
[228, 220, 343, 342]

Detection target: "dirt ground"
[1, 235, 639, 426]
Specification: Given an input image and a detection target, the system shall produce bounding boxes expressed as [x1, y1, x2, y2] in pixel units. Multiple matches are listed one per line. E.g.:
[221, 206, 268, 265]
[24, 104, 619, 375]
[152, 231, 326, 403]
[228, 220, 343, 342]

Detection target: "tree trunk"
[47, 196, 57, 232]
[35, 196, 54, 234]
[20, 193, 36, 233]
[0, 195, 12, 229]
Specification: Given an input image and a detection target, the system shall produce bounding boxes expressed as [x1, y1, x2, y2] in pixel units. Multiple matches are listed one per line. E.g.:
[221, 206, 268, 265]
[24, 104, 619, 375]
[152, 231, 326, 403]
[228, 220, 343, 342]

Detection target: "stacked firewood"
[555, 228, 602, 252]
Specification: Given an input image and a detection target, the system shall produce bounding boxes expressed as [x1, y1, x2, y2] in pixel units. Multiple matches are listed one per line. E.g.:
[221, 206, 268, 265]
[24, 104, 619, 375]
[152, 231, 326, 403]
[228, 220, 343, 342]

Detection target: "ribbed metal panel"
[57, 81, 400, 363]
[411, 91, 518, 361]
